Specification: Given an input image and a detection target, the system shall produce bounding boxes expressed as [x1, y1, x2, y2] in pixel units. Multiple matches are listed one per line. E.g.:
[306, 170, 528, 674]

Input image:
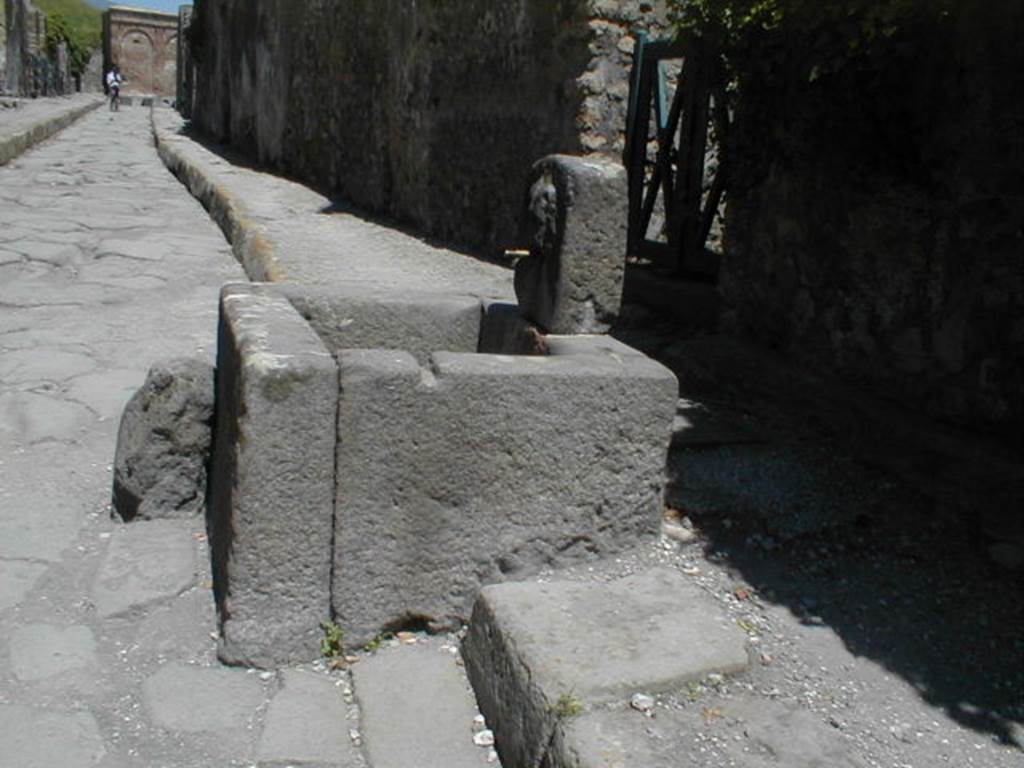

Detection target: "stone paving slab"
[352, 637, 498, 768]
[463, 567, 749, 768]
[90, 519, 197, 618]
[142, 662, 265, 733]
[0, 561, 47, 611]
[257, 670, 364, 767]
[0, 704, 106, 768]
[8, 623, 98, 681]
[0, 95, 103, 166]
[152, 108, 514, 300]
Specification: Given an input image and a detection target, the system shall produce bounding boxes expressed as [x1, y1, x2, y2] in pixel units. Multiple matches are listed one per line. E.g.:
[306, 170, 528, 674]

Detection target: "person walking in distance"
[106, 65, 124, 111]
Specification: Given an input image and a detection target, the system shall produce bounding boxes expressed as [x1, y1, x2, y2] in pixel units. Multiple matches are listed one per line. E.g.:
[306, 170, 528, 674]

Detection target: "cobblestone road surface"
[0, 107, 289, 767]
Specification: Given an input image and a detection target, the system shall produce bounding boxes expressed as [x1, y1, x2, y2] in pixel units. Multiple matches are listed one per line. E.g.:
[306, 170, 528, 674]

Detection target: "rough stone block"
[209, 283, 338, 667]
[462, 568, 750, 768]
[112, 357, 214, 521]
[551, 699, 863, 768]
[332, 343, 676, 645]
[279, 282, 482, 363]
[352, 638, 496, 768]
[514, 155, 628, 334]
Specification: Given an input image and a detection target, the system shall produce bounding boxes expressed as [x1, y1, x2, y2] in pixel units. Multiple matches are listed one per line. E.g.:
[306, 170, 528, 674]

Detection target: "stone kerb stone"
[462, 568, 750, 768]
[208, 283, 338, 667]
[332, 338, 677, 646]
[514, 155, 629, 335]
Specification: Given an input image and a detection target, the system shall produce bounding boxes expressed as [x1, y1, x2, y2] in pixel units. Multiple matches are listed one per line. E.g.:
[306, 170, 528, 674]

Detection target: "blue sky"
[88, 0, 190, 13]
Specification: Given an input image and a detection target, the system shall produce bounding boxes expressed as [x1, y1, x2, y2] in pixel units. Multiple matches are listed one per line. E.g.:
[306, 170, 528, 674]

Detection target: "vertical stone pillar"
[176, 5, 193, 116]
[208, 284, 339, 668]
[1, 0, 8, 91]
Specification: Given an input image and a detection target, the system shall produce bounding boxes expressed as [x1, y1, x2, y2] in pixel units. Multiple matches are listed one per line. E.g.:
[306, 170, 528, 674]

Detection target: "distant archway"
[118, 28, 155, 93]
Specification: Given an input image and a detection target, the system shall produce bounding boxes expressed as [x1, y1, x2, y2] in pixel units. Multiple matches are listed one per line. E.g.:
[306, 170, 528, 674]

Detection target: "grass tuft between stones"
[319, 620, 344, 659]
[550, 692, 584, 720]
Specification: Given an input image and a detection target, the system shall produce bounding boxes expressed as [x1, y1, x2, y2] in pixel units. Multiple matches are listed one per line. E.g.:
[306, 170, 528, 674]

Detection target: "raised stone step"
[556, 697, 863, 768]
[462, 567, 749, 768]
[352, 637, 499, 768]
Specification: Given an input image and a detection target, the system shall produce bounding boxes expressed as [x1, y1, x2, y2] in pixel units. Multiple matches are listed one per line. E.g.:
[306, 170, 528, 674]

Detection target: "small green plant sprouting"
[320, 620, 344, 659]
[363, 631, 393, 653]
[550, 692, 584, 720]
[685, 680, 702, 703]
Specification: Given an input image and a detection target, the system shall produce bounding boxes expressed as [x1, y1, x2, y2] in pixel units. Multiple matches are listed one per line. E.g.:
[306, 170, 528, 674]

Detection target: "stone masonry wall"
[3, 0, 71, 96]
[719, 5, 1023, 445]
[189, 0, 668, 256]
[103, 7, 178, 97]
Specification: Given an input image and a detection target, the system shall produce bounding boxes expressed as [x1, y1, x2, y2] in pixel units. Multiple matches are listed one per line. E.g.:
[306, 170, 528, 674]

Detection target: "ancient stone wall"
[719, 5, 1023, 445]
[3, 0, 71, 96]
[190, 0, 668, 256]
[103, 6, 178, 97]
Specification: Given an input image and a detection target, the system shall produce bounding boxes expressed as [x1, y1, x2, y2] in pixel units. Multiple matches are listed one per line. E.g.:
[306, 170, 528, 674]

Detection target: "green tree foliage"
[36, 0, 102, 76]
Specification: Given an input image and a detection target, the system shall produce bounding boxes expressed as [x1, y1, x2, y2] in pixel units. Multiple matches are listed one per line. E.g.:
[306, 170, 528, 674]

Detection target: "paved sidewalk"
[152, 109, 513, 299]
[0, 94, 103, 166]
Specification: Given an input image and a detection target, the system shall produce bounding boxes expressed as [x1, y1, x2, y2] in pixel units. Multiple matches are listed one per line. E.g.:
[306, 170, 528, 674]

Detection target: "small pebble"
[630, 692, 655, 715]
[663, 521, 696, 544]
[472, 714, 487, 732]
[474, 729, 495, 747]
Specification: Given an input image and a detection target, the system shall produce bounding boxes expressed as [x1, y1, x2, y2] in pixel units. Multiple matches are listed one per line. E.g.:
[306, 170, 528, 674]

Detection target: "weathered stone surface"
[352, 638, 495, 768]
[333, 343, 676, 645]
[0, 97, 101, 166]
[188, 1, 668, 255]
[257, 670, 363, 767]
[142, 663, 263, 732]
[463, 568, 749, 768]
[112, 357, 214, 521]
[209, 283, 338, 667]
[0, 560, 47, 611]
[135, 589, 217, 661]
[280, 282, 482, 363]
[91, 519, 196, 618]
[9, 624, 97, 681]
[0, 705, 105, 768]
[554, 700, 863, 768]
[515, 155, 628, 334]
